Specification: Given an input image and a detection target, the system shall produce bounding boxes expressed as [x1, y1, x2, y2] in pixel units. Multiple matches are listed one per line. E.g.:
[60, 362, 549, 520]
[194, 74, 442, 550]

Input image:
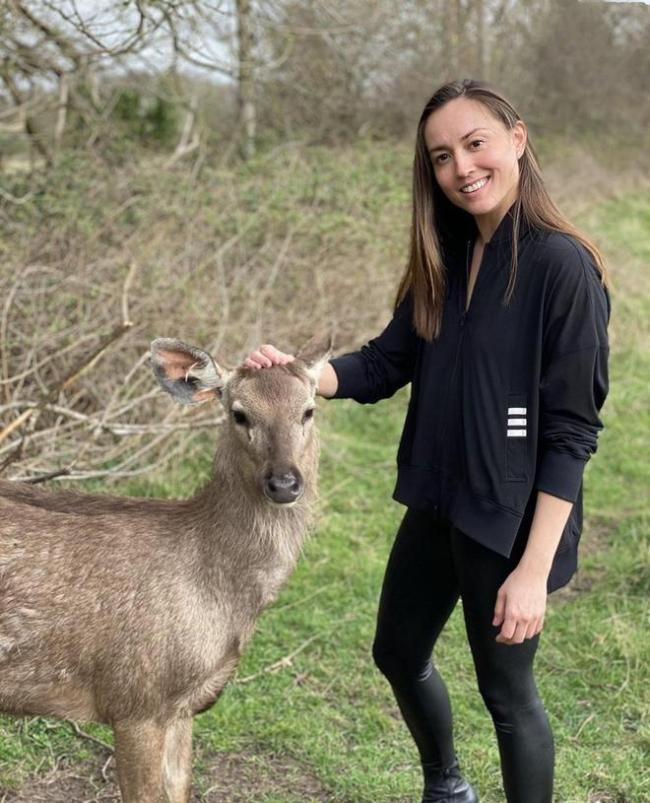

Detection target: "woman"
[244, 80, 610, 803]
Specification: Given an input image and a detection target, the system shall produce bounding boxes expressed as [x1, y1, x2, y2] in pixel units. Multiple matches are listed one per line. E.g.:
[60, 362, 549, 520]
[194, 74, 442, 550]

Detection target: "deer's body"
[0, 336, 329, 803]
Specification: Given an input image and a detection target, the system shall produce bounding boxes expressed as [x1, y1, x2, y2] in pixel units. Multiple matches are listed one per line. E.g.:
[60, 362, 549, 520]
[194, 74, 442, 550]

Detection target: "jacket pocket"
[505, 394, 528, 482]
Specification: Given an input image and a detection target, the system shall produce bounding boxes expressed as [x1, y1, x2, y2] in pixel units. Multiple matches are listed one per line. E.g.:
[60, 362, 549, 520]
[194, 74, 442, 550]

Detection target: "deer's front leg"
[113, 719, 168, 803]
[162, 718, 193, 803]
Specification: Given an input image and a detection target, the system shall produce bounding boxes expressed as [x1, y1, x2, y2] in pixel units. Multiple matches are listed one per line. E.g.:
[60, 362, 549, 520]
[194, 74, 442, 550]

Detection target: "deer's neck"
[186, 440, 317, 586]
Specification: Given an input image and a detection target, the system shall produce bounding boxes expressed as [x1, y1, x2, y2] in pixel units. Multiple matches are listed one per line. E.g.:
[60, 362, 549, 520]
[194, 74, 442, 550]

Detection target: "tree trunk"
[236, 0, 256, 160]
[54, 74, 70, 154]
[0, 71, 52, 165]
[476, 0, 486, 79]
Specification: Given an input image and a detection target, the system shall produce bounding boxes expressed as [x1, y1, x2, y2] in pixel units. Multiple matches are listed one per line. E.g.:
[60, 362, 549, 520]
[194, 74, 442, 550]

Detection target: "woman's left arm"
[492, 491, 572, 644]
[493, 241, 611, 645]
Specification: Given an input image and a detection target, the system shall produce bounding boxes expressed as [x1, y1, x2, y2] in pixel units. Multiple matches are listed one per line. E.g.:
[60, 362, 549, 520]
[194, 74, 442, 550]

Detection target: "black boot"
[421, 760, 479, 803]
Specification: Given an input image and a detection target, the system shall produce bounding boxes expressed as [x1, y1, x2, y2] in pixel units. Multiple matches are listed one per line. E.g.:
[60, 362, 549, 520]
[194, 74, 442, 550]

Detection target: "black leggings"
[372, 508, 554, 803]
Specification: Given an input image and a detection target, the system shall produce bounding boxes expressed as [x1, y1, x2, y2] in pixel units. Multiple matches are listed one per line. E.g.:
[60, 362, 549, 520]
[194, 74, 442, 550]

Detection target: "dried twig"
[120, 261, 138, 327]
[0, 186, 35, 205]
[67, 721, 114, 753]
[0, 439, 24, 476]
[24, 468, 71, 484]
[100, 754, 114, 784]
[60, 322, 134, 393]
[235, 633, 321, 684]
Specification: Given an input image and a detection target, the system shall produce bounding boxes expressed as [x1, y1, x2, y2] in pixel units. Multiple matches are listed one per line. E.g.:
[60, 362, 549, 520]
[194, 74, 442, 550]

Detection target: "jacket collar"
[483, 203, 533, 247]
[439, 203, 535, 266]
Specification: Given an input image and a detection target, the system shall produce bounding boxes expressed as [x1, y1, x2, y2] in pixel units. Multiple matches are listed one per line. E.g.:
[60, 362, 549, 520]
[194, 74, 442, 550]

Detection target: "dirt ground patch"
[552, 516, 616, 601]
[1, 749, 332, 803]
[197, 751, 332, 802]
[580, 516, 618, 558]
[1, 760, 117, 803]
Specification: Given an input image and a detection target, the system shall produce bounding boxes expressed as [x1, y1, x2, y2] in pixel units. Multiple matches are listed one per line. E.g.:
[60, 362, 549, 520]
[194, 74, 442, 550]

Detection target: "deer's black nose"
[264, 470, 304, 504]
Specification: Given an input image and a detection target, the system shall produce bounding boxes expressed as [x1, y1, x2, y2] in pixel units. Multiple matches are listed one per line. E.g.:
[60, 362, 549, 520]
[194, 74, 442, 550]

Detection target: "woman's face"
[423, 97, 526, 230]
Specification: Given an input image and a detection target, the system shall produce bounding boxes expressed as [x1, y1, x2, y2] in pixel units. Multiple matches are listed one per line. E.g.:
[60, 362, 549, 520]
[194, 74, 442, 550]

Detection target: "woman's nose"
[455, 152, 475, 178]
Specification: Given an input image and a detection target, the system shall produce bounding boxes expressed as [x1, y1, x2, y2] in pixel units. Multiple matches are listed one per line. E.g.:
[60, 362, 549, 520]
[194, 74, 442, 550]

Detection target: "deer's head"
[150, 335, 332, 505]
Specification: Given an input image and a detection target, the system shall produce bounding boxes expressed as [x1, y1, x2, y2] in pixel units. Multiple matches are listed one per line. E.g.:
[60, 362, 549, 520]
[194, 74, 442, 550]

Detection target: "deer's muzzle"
[263, 468, 304, 505]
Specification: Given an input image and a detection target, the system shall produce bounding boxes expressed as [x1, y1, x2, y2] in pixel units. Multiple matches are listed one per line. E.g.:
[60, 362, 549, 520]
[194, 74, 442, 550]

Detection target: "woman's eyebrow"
[428, 127, 490, 153]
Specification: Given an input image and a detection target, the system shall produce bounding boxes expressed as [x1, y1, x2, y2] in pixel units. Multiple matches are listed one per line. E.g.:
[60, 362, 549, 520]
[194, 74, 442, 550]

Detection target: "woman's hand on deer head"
[243, 344, 295, 369]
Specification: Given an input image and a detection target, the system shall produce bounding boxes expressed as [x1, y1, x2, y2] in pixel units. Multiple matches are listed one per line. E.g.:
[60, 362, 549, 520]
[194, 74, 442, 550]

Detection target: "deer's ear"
[150, 339, 231, 404]
[295, 331, 333, 385]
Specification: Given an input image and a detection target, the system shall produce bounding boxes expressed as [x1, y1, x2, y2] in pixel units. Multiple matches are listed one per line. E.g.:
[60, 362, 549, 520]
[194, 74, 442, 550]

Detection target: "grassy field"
[0, 184, 648, 801]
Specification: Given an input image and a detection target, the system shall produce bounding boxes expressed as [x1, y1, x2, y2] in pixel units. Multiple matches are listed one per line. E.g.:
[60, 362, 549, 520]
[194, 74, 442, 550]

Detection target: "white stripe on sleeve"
[507, 429, 527, 438]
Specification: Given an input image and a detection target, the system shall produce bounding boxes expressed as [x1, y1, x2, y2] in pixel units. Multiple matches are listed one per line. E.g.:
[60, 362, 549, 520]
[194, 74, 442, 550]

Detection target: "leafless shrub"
[0, 142, 408, 484]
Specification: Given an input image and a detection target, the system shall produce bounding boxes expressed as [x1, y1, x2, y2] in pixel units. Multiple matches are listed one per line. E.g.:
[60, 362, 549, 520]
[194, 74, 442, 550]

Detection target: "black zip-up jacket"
[329, 213, 610, 592]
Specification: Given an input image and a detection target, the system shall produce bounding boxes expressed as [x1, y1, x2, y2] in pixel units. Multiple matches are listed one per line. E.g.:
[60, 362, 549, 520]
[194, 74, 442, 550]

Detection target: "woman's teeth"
[461, 177, 489, 193]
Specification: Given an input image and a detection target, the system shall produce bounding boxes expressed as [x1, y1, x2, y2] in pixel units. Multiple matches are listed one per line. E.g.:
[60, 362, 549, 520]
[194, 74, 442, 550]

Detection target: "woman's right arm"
[314, 362, 339, 398]
[244, 292, 417, 403]
[327, 292, 417, 404]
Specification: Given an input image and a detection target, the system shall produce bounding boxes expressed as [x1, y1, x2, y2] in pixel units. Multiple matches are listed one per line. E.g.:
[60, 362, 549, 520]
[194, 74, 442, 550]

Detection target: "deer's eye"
[233, 410, 249, 426]
[302, 408, 315, 424]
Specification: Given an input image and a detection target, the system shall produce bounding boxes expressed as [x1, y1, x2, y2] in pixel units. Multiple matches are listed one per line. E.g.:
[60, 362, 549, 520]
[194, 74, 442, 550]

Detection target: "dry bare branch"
[235, 633, 322, 684]
[0, 321, 133, 447]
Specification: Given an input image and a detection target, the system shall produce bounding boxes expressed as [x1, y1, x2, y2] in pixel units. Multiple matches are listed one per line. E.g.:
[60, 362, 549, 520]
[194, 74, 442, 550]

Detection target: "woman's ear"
[513, 120, 527, 159]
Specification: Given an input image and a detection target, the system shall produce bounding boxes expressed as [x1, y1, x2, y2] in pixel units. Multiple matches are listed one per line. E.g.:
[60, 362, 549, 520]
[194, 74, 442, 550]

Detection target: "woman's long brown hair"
[395, 79, 609, 341]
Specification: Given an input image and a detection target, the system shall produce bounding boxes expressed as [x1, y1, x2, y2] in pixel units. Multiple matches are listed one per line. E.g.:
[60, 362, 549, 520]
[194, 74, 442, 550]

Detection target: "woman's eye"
[302, 408, 315, 424]
[233, 410, 249, 426]
[470, 139, 485, 148]
[434, 153, 449, 165]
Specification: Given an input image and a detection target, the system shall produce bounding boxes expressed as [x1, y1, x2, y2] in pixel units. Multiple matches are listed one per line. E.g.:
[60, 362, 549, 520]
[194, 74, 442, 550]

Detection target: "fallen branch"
[235, 633, 321, 684]
[120, 261, 138, 327]
[0, 439, 24, 476]
[60, 322, 134, 393]
[24, 468, 71, 484]
[0, 321, 133, 447]
[67, 720, 114, 753]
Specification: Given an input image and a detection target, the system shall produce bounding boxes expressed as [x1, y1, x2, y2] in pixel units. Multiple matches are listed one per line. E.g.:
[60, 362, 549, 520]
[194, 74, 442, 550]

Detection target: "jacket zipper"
[454, 241, 472, 485]
[446, 239, 478, 411]
[464, 237, 488, 319]
[460, 240, 469, 327]
[458, 237, 493, 483]
[436, 241, 474, 501]
[449, 240, 473, 400]
[455, 238, 484, 484]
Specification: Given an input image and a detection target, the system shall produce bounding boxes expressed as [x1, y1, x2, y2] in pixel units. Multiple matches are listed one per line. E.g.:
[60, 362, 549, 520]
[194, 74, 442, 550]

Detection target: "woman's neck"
[474, 187, 519, 244]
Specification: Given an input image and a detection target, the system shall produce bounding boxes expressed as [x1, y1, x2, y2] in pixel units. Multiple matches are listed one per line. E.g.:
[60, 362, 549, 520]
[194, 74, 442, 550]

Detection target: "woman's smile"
[460, 176, 490, 195]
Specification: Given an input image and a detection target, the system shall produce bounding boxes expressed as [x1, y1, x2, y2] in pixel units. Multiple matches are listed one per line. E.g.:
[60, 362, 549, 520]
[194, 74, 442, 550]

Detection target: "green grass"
[1, 190, 649, 802]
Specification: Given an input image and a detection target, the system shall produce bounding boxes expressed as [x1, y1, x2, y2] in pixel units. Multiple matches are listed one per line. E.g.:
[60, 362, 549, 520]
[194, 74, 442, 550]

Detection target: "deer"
[0, 333, 331, 803]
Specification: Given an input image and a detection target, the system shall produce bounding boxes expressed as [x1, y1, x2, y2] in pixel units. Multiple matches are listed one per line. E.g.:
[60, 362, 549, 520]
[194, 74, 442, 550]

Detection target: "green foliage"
[111, 88, 179, 148]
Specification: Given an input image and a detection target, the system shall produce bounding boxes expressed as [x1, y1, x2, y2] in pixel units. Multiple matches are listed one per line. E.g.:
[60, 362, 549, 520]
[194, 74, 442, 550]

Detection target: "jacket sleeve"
[535, 243, 610, 503]
[329, 292, 418, 404]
